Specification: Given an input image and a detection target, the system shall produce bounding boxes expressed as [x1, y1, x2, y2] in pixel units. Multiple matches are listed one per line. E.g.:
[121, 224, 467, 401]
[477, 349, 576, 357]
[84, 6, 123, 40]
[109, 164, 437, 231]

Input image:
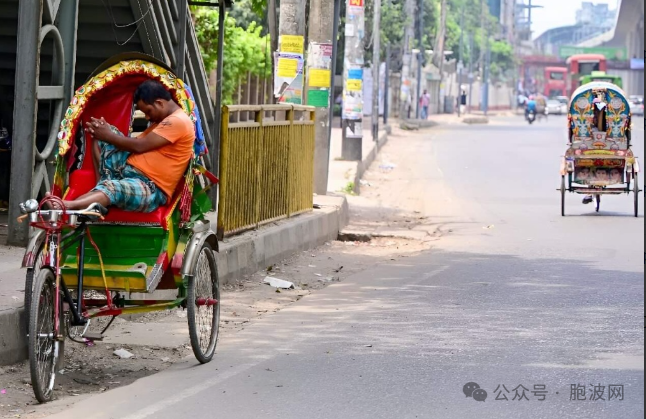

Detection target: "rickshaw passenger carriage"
[559, 81, 641, 217]
[20, 56, 221, 403]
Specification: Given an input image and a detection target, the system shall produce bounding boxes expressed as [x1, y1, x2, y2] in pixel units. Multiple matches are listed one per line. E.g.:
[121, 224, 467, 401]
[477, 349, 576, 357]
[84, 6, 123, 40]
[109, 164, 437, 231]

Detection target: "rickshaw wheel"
[595, 195, 601, 213]
[187, 243, 220, 364]
[560, 176, 566, 217]
[634, 174, 640, 218]
[29, 269, 61, 403]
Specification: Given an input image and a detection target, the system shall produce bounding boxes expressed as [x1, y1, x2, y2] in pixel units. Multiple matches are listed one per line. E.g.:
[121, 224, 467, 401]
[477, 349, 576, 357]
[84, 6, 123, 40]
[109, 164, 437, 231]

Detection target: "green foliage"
[229, 0, 267, 32]
[193, 8, 272, 104]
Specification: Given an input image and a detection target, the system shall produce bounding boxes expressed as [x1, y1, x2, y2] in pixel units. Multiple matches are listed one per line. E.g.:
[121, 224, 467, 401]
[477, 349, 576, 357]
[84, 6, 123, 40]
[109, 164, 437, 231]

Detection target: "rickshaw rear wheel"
[560, 176, 566, 217]
[187, 242, 220, 364]
[29, 268, 62, 403]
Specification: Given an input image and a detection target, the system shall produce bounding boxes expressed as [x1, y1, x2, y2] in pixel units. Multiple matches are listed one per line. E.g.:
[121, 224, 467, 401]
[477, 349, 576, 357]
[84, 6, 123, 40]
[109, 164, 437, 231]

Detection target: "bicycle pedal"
[81, 332, 105, 341]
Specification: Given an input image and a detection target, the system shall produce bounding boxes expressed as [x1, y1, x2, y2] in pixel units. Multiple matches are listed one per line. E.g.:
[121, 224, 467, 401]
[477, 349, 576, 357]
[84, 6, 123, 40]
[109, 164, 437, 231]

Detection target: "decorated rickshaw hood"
[57, 59, 207, 157]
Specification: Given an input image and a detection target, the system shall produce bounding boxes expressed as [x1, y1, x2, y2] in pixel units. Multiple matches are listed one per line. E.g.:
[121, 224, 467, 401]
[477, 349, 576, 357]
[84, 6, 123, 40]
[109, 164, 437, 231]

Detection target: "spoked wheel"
[561, 176, 566, 217]
[29, 269, 62, 403]
[596, 195, 601, 213]
[187, 243, 220, 364]
[634, 173, 640, 218]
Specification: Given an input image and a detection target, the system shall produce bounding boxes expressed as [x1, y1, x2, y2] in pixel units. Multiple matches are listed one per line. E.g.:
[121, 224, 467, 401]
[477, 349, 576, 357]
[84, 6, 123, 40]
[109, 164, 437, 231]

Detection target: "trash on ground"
[483, 225, 495, 230]
[263, 277, 295, 289]
[0, 389, 6, 395]
[113, 349, 134, 359]
[379, 163, 396, 171]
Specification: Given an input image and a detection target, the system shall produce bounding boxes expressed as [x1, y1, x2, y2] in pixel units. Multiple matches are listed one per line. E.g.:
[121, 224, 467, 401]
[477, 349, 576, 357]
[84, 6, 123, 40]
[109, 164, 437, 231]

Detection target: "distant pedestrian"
[419, 90, 431, 120]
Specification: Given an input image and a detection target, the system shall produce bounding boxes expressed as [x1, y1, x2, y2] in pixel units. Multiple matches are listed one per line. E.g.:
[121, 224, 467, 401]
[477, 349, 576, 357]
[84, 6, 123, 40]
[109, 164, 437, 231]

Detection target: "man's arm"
[86, 117, 170, 154]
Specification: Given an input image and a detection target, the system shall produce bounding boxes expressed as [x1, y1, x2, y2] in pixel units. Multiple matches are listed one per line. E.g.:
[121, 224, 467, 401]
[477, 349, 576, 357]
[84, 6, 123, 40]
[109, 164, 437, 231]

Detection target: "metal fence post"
[216, 106, 230, 240]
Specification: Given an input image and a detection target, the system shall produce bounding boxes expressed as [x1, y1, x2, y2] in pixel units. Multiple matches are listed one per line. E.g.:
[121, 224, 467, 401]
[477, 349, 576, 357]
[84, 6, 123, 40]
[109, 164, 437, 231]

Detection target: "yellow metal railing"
[218, 104, 316, 238]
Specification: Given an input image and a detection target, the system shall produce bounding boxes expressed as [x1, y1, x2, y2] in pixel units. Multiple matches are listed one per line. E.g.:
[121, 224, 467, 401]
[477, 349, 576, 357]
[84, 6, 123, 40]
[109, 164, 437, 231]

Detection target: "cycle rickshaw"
[19, 55, 220, 403]
[560, 82, 641, 217]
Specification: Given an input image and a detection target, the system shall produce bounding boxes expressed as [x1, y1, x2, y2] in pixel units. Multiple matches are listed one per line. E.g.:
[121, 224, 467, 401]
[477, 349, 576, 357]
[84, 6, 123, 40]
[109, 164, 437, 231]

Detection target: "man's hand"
[85, 117, 113, 141]
[84, 116, 171, 154]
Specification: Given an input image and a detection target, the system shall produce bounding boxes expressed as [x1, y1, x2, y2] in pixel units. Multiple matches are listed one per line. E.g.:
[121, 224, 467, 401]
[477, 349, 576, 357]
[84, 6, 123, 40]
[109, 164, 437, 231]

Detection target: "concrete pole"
[415, 0, 424, 119]
[341, 0, 365, 161]
[8, 0, 42, 246]
[279, 0, 307, 38]
[308, 0, 335, 195]
[483, 25, 491, 116]
[400, 0, 415, 119]
[457, 8, 464, 117]
[434, 0, 447, 112]
[383, 43, 390, 125]
[372, 0, 381, 141]
[468, 33, 474, 114]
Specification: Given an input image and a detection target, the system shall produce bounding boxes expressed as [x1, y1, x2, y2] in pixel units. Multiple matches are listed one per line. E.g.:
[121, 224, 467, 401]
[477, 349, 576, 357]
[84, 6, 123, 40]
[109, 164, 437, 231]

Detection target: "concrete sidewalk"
[328, 119, 390, 194]
[0, 195, 348, 365]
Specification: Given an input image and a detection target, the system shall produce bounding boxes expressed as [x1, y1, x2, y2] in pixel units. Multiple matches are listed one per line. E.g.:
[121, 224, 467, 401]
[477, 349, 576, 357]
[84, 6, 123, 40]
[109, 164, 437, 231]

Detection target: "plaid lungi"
[92, 142, 166, 213]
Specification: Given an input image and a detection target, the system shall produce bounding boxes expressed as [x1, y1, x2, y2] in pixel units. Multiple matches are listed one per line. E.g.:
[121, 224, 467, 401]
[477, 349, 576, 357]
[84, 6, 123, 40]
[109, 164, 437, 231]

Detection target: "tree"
[193, 8, 272, 104]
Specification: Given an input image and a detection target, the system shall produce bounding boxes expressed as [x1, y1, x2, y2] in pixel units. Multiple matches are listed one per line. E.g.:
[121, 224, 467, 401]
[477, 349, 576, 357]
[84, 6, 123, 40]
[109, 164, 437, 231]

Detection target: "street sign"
[558, 46, 628, 61]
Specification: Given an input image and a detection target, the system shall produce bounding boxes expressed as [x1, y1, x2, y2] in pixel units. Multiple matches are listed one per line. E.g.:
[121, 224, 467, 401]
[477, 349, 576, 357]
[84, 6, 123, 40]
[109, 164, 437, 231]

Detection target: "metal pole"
[415, 0, 424, 119]
[211, 0, 226, 207]
[383, 44, 390, 125]
[468, 33, 474, 114]
[372, 0, 381, 142]
[176, 0, 189, 79]
[457, 10, 464, 117]
[483, 26, 491, 116]
[8, 0, 42, 246]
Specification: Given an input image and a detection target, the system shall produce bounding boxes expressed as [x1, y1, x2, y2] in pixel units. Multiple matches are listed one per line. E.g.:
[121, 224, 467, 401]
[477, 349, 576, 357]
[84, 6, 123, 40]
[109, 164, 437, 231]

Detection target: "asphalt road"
[47, 115, 644, 419]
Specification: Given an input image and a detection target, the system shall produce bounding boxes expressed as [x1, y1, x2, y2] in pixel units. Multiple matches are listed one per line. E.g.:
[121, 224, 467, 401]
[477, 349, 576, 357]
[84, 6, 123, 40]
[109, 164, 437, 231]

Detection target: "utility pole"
[415, 0, 424, 119]
[308, 0, 336, 195]
[372, 0, 381, 141]
[457, 8, 464, 117]
[433, 0, 447, 112]
[400, 0, 415, 119]
[341, 0, 366, 161]
[483, 24, 491, 116]
[384, 43, 390, 125]
[468, 33, 474, 114]
[278, 0, 307, 104]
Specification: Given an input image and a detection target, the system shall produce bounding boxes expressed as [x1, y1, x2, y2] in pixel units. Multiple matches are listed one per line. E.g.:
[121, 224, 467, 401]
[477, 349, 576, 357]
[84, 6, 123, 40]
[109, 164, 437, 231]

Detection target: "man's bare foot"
[42, 192, 66, 210]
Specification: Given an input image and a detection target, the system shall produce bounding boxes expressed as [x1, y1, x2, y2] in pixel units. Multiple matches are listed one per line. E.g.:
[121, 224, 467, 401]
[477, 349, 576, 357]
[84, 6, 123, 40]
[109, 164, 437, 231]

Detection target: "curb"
[0, 309, 26, 366]
[0, 196, 348, 366]
[352, 129, 390, 194]
[216, 195, 348, 285]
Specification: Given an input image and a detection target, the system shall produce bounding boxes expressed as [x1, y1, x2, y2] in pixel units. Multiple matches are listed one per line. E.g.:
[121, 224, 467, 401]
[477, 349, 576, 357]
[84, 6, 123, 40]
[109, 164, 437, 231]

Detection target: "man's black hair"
[134, 80, 173, 105]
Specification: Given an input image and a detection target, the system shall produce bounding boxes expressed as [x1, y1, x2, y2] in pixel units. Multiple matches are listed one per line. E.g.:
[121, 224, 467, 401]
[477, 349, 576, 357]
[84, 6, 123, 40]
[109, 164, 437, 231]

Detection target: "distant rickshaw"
[560, 82, 641, 216]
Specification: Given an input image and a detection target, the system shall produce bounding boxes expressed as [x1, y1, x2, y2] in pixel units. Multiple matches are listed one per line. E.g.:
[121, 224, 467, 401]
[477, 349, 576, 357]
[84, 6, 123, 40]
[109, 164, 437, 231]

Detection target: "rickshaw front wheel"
[29, 268, 62, 403]
[634, 174, 640, 218]
[560, 176, 566, 217]
[187, 242, 220, 364]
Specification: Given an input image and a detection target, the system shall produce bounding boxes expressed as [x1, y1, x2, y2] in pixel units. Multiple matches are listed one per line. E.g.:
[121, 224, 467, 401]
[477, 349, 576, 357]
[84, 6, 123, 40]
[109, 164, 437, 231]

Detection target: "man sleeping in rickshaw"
[59, 80, 195, 212]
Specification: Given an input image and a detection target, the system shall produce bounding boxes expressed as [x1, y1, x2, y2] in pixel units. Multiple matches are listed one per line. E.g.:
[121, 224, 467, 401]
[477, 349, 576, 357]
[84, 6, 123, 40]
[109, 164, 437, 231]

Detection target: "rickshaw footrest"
[82, 332, 105, 341]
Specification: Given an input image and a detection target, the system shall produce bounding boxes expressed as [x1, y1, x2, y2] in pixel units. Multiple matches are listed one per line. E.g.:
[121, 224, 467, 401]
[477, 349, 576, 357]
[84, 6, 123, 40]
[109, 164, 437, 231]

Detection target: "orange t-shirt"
[127, 109, 195, 199]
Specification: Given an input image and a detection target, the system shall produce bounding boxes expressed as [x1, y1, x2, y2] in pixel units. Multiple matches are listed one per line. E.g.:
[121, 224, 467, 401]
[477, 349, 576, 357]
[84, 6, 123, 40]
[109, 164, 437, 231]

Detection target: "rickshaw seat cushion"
[66, 169, 180, 227]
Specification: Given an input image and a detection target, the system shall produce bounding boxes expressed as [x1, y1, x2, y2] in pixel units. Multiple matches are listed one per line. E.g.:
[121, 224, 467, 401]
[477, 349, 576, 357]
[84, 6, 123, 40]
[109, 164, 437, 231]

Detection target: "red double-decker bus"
[566, 54, 607, 95]
[543, 67, 568, 98]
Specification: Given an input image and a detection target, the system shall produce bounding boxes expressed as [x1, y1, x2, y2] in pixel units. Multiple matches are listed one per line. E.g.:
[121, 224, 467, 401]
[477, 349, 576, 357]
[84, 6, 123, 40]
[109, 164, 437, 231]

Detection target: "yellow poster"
[280, 35, 305, 54]
[278, 58, 299, 78]
[309, 69, 331, 88]
[347, 79, 362, 92]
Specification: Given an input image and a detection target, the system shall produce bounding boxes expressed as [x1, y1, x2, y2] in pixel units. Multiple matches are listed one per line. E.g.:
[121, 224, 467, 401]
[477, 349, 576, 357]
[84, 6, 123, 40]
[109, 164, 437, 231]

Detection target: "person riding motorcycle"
[525, 96, 537, 120]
